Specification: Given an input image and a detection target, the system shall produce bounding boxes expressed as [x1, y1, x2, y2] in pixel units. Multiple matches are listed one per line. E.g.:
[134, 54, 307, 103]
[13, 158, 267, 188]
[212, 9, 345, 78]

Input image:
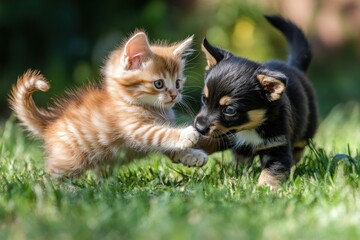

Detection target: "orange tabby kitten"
[9, 31, 207, 178]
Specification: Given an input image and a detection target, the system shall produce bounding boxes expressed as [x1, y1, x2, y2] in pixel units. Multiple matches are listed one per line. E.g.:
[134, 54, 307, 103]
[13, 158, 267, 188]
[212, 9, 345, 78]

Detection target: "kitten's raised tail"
[265, 15, 312, 72]
[9, 69, 55, 137]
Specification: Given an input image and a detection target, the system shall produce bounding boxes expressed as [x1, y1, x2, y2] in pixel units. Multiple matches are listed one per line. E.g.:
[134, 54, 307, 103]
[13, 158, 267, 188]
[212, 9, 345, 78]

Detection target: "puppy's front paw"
[258, 169, 285, 190]
[178, 126, 199, 149]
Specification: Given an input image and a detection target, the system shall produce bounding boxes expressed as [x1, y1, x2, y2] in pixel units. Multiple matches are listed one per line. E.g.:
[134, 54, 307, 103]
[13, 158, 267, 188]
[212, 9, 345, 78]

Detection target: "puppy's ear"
[202, 38, 232, 70]
[256, 69, 288, 101]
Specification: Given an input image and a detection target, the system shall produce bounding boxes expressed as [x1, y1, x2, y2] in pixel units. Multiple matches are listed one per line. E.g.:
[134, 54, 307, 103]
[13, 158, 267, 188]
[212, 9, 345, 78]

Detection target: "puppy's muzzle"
[194, 115, 211, 135]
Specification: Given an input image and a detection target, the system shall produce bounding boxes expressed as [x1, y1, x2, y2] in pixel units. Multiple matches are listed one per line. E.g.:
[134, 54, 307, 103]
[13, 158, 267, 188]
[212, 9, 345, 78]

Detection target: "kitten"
[194, 16, 319, 189]
[9, 31, 207, 178]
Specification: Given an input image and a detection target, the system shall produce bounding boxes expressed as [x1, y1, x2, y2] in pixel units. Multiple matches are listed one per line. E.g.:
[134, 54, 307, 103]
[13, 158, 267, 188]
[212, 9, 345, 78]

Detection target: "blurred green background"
[1, 0, 359, 121]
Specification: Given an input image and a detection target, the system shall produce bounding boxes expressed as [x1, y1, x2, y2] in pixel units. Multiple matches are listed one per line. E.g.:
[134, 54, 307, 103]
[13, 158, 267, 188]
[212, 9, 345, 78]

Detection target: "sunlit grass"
[315, 102, 360, 152]
[0, 103, 360, 239]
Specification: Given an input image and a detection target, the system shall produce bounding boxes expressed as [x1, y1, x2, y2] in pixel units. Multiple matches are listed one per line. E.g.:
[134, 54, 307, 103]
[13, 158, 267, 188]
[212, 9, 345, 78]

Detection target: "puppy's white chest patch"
[235, 130, 264, 147]
[235, 130, 287, 150]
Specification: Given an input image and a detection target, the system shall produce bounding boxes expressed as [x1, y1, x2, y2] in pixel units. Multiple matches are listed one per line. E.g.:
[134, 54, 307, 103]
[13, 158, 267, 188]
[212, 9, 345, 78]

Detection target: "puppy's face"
[194, 39, 288, 137]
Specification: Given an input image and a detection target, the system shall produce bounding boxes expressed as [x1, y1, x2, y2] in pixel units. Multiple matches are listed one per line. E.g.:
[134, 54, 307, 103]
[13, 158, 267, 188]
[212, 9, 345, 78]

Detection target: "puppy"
[195, 16, 319, 189]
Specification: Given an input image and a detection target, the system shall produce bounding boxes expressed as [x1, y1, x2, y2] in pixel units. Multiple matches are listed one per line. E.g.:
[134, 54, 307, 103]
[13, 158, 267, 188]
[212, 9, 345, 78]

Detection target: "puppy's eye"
[201, 95, 207, 104]
[223, 106, 237, 117]
[175, 79, 181, 89]
[154, 79, 164, 89]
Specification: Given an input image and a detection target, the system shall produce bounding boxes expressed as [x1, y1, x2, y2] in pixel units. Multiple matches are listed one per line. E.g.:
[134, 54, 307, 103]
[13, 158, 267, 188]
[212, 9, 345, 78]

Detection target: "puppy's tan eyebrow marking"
[204, 85, 209, 98]
[219, 96, 232, 106]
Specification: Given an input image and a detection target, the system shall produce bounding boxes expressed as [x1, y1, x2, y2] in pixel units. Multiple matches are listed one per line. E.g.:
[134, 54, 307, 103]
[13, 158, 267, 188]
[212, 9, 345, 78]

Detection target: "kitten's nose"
[170, 94, 177, 100]
[194, 116, 210, 135]
[169, 90, 177, 100]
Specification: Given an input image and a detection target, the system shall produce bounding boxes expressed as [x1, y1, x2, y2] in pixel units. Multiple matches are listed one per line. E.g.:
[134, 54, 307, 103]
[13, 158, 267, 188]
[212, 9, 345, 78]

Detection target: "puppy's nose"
[194, 116, 210, 135]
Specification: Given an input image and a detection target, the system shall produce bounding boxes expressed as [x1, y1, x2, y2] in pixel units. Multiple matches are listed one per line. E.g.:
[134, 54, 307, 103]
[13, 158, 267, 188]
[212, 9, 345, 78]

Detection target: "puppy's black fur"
[195, 16, 319, 188]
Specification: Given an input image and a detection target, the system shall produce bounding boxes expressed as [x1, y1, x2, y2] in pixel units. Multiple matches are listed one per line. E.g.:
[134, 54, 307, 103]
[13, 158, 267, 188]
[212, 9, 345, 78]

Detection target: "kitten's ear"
[202, 38, 232, 70]
[123, 32, 153, 70]
[172, 35, 194, 58]
[256, 69, 288, 101]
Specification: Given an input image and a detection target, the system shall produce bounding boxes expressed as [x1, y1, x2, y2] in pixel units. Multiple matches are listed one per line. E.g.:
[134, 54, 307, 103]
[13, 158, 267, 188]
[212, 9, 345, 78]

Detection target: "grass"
[1, 103, 360, 240]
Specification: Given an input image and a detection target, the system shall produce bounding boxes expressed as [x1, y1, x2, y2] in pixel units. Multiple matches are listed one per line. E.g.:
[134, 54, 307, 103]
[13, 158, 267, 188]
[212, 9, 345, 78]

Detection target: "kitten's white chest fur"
[235, 130, 287, 150]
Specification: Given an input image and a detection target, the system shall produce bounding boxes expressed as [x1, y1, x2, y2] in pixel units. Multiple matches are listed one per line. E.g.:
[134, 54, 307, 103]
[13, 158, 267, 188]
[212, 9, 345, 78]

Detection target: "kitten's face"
[104, 32, 192, 109]
[194, 39, 287, 137]
[140, 76, 184, 109]
[133, 47, 187, 109]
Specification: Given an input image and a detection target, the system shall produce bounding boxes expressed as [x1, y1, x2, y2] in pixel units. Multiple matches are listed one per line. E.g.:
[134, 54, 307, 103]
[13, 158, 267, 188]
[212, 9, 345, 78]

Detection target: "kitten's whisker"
[183, 85, 204, 90]
[185, 72, 204, 79]
[182, 94, 197, 103]
[182, 90, 201, 96]
[180, 100, 196, 119]
[179, 104, 194, 119]
[156, 100, 170, 122]
[178, 101, 196, 119]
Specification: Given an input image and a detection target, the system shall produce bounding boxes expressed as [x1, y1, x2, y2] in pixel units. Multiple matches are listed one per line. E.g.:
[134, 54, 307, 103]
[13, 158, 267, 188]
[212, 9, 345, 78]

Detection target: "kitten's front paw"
[176, 149, 208, 167]
[178, 126, 199, 149]
[183, 149, 208, 167]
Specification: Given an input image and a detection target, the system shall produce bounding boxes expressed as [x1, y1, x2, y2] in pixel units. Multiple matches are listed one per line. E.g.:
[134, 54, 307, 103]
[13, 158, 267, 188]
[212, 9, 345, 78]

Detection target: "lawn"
[1, 103, 360, 240]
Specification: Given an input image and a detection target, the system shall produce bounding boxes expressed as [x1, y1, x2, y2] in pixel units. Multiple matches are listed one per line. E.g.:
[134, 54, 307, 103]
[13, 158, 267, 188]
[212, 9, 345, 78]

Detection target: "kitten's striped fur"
[9, 31, 207, 178]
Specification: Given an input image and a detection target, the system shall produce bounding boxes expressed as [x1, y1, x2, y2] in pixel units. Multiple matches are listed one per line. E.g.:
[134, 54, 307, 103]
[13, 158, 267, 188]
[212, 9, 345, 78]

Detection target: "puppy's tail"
[8, 69, 56, 137]
[265, 15, 312, 72]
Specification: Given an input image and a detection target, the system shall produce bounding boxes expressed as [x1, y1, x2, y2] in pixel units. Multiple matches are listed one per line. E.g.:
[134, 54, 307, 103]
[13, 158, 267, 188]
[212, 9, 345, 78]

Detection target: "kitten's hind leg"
[46, 156, 87, 179]
[167, 149, 208, 167]
[45, 142, 89, 179]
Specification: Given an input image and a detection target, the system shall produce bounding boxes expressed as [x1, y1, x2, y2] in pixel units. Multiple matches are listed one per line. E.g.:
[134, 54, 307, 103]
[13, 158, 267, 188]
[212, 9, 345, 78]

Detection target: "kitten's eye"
[201, 95, 207, 104]
[223, 106, 237, 117]
[154, 79, 164, 89]
[175, 79, 181, 89]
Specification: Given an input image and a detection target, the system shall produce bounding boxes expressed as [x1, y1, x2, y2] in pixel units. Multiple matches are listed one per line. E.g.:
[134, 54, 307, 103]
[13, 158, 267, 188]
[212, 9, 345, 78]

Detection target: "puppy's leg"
[258, 145, 292, 189]
[232, 145, 254, 166]
[293, 140, 307, 164]
[293, 148, 305, 164]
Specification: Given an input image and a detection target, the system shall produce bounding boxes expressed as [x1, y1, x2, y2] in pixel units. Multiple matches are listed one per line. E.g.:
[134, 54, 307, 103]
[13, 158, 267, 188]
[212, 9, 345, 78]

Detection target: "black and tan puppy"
[195, 16, 319, 189]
